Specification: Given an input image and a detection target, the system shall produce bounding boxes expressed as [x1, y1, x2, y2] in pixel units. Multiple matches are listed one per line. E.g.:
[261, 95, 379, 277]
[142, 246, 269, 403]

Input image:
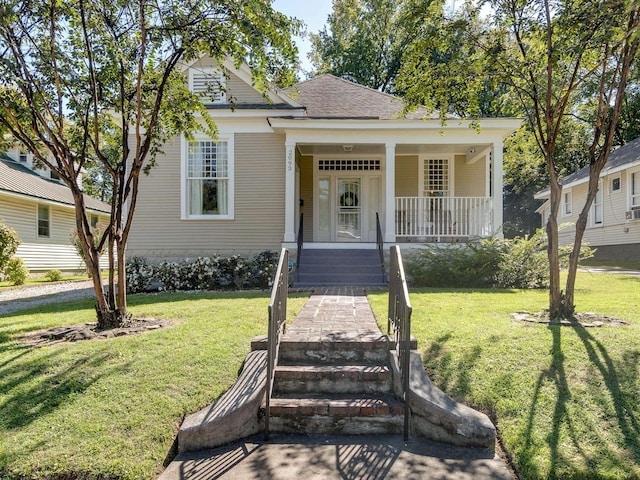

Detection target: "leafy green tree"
[309, 0, 424, 92]
[0, 0, 300, 328]
[0, 218, 20, 275]
[401, 0, 639, 318]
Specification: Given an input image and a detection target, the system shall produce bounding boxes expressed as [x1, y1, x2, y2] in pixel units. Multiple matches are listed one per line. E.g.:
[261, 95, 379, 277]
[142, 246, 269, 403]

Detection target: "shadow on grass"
[520, 323, 640, 478]
[421, 333, 482, 400]
[0, 347, 128, 430]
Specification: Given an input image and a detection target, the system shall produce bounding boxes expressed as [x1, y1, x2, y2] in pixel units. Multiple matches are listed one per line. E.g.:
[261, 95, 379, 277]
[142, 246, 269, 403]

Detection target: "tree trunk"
[546, 169, 567, 319]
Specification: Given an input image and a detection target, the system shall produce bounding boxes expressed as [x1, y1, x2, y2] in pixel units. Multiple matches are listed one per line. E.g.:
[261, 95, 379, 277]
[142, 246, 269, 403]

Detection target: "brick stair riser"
[279, 347, 388, 364]
[274, 377, 392, 395]
[273, 365, 392, 395]
[268, 416, 404, 435]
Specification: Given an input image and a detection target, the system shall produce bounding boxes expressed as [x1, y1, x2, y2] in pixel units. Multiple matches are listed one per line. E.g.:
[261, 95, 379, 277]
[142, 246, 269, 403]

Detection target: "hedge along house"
[0, 151, 110, 272]
[535, 136, 640, 261]
[126, 56, 521, 268]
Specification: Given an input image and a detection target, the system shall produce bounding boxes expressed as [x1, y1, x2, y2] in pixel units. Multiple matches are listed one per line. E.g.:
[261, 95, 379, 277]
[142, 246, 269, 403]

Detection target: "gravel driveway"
[0, 280, 97, 316]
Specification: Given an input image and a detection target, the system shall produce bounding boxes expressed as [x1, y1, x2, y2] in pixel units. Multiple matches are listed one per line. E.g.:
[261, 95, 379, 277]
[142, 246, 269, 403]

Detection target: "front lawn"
[0, 291, 308, 480]
[369, 272, 640, 479]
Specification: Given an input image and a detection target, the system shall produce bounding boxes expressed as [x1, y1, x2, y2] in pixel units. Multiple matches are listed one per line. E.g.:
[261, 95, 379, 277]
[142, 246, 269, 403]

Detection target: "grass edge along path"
[0, 290, 308, 480]
[368, 272, 640, 480]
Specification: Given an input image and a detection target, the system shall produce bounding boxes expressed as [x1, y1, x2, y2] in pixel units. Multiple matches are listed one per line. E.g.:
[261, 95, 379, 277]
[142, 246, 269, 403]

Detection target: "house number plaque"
[287, 147, 293, 171]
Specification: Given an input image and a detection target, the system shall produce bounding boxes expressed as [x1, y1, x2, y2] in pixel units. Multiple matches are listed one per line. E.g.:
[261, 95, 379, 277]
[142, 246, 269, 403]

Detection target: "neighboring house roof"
[535, 136, 640, 199]
[284, 74, 438, 120]
[0, 156, 110, 213]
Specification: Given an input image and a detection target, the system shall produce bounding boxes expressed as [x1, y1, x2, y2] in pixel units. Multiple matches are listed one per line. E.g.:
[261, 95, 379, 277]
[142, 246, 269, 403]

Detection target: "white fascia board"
[268, 117, 521, 136]
[535, 158, 640, 200]
[535, 199, 549, 214]
[205, 108, 305, 118]
[178, 54, 302, 108]
[0, 189, 108, 214]
[221, 58, 302, 108]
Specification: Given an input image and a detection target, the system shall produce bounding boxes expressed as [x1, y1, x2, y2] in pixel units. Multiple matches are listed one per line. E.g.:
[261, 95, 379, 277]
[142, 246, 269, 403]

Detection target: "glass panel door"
[337, 178, 361, 241]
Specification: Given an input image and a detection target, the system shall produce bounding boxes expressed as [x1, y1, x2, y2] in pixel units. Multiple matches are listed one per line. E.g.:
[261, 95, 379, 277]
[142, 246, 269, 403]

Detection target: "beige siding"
[189, 57, 278, 105]
[454, 155, 486, 197]
[556, 172, 640, 248]
[395, 156, 418, 196]
[1, 195, 108, 271]
[127, 133, 286, 258]
[299, 155, 314, 242]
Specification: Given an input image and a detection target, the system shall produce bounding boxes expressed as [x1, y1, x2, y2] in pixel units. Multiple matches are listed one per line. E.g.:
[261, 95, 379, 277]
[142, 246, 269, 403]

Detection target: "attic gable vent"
[190, 69, 226, 104]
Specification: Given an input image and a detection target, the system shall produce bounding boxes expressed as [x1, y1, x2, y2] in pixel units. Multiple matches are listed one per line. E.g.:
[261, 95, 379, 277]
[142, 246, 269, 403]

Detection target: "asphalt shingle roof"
[559, 136, 640, 187]
[284, 74, 438, 120]
[0, 157, 110, 213]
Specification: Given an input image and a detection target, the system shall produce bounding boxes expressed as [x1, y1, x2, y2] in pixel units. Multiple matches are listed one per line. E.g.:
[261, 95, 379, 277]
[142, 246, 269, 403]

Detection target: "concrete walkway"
[160, 287, 514, 480]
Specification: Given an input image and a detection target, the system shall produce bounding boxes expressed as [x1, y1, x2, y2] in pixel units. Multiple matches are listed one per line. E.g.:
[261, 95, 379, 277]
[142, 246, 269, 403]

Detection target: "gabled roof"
[284, 74, 438, 120]
[0, 157, 110, 213]
[535, 136, 640, 199]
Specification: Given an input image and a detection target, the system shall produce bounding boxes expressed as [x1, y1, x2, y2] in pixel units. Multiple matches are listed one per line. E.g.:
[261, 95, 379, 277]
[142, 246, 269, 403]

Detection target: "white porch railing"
[395, 196, 494, 241]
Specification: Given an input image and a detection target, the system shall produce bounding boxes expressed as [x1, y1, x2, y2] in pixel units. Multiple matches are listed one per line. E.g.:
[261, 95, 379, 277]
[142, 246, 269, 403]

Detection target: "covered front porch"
[271, 117, 518, 247]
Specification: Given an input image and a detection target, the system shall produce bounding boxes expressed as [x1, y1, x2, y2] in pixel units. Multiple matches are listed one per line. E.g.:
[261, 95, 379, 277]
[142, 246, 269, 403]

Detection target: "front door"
[337, 178, 361, 241]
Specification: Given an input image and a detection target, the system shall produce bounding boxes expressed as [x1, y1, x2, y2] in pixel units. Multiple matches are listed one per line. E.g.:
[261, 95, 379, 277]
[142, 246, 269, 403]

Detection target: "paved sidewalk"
[0, 280, 96, 316]
[160, 287, 514, 480]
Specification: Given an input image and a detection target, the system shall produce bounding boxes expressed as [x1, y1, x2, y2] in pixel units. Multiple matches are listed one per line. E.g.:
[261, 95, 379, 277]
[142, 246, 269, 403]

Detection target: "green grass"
[0, 273, 103, 288]
[579, 258, 640, 271]
[369, 272, 640, 480]
[0, 291, 308, 480]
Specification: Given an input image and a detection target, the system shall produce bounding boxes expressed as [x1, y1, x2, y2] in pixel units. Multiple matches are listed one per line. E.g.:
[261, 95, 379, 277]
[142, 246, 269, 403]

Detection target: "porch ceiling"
[295, 143, 491, 157]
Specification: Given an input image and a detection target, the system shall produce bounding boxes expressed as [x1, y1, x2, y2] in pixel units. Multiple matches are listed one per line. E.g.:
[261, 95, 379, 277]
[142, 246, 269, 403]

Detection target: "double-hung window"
[183, 136, 233, 219]
[631, 171, 640, 208]
[38, 204, 50, 237]
[562, 190, 572, 216]
[422, 157, 450, 197]
[591, 181, 603, 226]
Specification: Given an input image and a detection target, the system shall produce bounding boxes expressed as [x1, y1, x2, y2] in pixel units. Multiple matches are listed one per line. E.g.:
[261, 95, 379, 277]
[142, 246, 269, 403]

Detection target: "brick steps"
[268, 394, 404, 435]
[274, 364, 392, 394]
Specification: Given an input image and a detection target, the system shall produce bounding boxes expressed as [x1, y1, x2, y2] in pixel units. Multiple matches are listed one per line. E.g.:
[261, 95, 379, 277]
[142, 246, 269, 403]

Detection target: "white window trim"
[189, 67, 227, 104]
[628, 168, 640, 210]
[181, 134, 234, 220]
[590, 180, 604, 228]
[37, 204, 50, 238]
[418, 154, 454, 197]
[562, 189, 572, 217]
[609, 175, 621, 194]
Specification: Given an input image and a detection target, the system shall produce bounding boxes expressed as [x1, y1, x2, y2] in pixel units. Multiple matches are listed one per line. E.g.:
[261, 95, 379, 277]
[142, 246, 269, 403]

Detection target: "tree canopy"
[0, 0, 300, 328]
[309, 0, 425, 92]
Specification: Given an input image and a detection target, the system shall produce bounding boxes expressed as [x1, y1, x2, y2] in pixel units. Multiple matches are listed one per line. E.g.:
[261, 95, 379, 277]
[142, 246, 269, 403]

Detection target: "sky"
[272, 0, 334, 74]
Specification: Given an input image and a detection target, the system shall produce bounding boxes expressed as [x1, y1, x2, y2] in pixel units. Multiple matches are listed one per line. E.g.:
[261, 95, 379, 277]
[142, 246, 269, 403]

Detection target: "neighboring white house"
[126, 56, 521, 260]
[535, 136, 640, 261]
[0, 151, 110, 272]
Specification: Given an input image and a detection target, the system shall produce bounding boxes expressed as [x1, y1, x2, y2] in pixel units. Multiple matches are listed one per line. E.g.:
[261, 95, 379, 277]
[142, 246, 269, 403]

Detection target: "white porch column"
[385, 142, 396, 243]
[284, 141, 296, 242]
[492, 140, 504, 239]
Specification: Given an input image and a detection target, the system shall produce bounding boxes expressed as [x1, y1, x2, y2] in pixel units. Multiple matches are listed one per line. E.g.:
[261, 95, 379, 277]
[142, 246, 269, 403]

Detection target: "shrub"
[70, 222, 107, 272]
[125, 251, 279, 293]
[0, 219, 20, 274]
[408, 241, 505, 288]
[126, 257, 154, 293]
[5, 257, 29, 285]
[44, 269, 63, 282]
[407, 229, 593, 289]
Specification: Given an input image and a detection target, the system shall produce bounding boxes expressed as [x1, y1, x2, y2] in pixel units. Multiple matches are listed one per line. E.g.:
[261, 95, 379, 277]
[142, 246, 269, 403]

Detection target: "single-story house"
[126, 56, 521, 261]
[0, 150, 110, 272]
[535, 136, 640, 261]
